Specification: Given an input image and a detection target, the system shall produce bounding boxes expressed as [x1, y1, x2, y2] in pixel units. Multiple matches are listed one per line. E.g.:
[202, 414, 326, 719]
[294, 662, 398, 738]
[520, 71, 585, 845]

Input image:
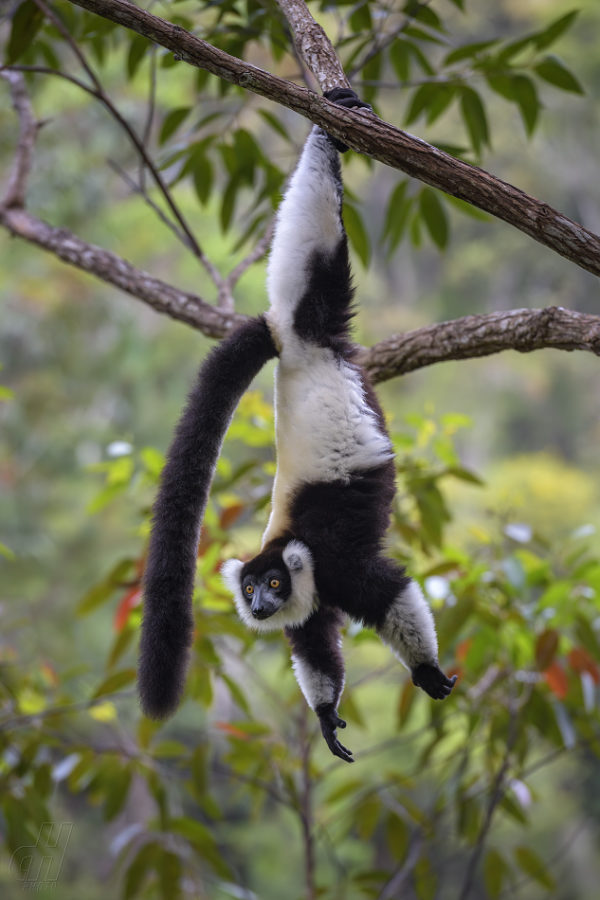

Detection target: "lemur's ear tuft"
[286, 553, 303, 572]
[283, 540, 312, 575]
[221, 558, 243, 593]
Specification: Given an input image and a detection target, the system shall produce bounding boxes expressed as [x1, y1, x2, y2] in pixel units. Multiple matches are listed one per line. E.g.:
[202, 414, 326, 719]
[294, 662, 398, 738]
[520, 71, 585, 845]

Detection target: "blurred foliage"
[1, 400, 600, 899]
[1, 0, 600, 898]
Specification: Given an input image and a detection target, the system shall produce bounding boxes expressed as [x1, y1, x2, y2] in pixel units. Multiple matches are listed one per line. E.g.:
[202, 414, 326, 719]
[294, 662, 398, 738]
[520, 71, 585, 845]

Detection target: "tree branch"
[61, 0, 600, 281]
[275, 0, 349, 92]
[0, 70, 38, 208]
[3, 7, 600, 383]
[0, 205, 242, 339]
[358, 307, 600, 383]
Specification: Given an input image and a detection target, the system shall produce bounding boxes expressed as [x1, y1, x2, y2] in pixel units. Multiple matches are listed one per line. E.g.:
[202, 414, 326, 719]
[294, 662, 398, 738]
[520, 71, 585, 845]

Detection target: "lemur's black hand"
[317, 704, 354, 763]
[412, 663, 457, 700]
[323, 87, 372, 153]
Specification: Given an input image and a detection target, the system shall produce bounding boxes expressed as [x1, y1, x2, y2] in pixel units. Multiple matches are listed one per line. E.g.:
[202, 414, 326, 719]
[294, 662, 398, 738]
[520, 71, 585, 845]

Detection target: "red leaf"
[456, 639, 472, 662]
[219, 503, 245, 530]
[114, 587, 142, 632]
[535, 629, 559, 670]
[215, 722, 251, 741]
[568, 647, 600, 684]
[197, 526, 213, 558]
[544, 661, 568, 699]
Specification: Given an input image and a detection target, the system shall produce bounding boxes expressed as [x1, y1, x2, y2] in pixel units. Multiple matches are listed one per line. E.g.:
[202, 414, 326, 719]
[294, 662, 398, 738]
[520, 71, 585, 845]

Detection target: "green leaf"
[486, 73, 540, 135]
[514, 846, 555, 889]
[104, 766, 132, 821]
[191, 152, 214, 206]
[511, 75, 541, 135]
[220, 672, 250, 714]
[159, 107, 191, 145]
[484, 849, 510, 899]
[0, 542, 16, 561]
[124, 841, 162, 899]
[405, 83, 439, 125]
[127, 34, 151, 79]
[426, 84, 456, 125]
[382, 181, 412, 251]
[534, 55, 584, 94]
[419, 188, 449, 250]
[343, 203, 370, 266]
[78, 558, 135, 614]
[414, 856, 437, 900]
[6, 0, 44, 65]
[534, 10, 579, 51]
[390, 39, 411, 82]
[460, 87, 489, 155]
[258, 109, 292, 142]
[159, 851, 182, 900]
[444, 39, 498, 66]
[445, 465, 484, 485]
[92, 667, 136, 699]
[220, 177, 239, 232]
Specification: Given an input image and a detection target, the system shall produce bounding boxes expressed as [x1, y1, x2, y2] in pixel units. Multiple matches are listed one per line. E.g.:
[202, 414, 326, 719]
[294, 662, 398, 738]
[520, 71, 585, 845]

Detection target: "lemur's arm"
[285, 607, 354, 763]
[139, 317, 277, 720]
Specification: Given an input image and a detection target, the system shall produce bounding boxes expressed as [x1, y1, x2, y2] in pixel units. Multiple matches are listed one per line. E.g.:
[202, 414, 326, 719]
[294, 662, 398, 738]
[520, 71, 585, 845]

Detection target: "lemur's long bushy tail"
[139, 316, 278, 719]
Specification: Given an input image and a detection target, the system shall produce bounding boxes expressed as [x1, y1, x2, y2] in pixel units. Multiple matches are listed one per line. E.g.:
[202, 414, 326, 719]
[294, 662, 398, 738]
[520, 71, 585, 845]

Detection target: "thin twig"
[61, 0, 600, 283]
[457, 698, 521, 900]
[0, 70, 38, 208]
[299, 707, 317, 900]
[140, 45, 157, 192]
[30, 0, 225, 286]
[108, 158, 189, 246]
[349, 0, 436, 78]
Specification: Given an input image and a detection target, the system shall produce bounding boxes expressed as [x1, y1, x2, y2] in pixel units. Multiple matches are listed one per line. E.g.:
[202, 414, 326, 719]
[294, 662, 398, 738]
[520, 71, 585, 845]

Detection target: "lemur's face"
[241, 564, 291, 621]
[221, 540, 316, 633]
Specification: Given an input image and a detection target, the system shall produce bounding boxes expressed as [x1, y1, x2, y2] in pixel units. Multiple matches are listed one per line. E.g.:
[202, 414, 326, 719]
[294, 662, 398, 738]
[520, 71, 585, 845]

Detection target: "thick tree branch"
[2, 70, 600, 380]
[275, 0, 349, 92]
[0, 206, 242, 339]
[62, 0, 600, 281]
[358, 307, 600, 382]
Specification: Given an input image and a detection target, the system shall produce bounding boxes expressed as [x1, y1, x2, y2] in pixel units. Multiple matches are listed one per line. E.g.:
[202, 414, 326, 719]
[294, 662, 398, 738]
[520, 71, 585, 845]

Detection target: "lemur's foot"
[323, 88, 372, 152]
[317, 704, 354, 763]
[324, 87, 372, 112]
[412, 663, 457, 700]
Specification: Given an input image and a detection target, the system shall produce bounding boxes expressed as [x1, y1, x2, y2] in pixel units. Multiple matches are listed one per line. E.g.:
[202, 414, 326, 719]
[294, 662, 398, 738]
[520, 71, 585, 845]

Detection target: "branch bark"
[358, 307, 600, 382]
[0, 206, 242, 339]
[2, 69, 600, 381]
[61, 0, 600, 281]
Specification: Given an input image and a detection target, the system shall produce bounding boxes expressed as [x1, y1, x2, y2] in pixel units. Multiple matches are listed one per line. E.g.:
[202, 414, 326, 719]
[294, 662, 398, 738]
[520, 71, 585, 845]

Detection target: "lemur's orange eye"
[245, 585, 254, 596]
[270, 578, 280, 589]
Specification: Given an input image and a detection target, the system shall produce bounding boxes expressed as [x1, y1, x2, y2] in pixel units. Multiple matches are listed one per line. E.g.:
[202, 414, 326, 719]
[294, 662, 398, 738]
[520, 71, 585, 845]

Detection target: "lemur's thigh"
[345, 557, 439, 672]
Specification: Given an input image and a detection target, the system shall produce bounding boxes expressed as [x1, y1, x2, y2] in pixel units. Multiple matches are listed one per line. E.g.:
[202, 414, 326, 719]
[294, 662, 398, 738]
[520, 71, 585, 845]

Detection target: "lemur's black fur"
[139, 317, 277, 719]
[139, 89, 456, 761]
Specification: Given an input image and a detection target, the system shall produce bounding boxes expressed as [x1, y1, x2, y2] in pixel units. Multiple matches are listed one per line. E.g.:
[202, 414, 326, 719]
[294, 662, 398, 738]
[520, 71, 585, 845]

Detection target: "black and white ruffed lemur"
[139, 88, 456, 763]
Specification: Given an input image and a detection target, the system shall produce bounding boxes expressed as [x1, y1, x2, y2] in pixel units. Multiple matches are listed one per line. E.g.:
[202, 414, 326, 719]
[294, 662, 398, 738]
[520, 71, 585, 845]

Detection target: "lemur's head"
[222, 540, 316, 632]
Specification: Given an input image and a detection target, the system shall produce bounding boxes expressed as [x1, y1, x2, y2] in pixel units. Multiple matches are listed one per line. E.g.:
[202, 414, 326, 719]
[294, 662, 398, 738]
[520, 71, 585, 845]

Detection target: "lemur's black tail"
[139, 316, 278, 720]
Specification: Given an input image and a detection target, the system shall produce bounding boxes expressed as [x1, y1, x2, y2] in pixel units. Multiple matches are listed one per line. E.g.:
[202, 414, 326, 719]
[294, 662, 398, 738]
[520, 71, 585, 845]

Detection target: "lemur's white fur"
[377, 581, 438, 670]
[267, 129, 343, 327]
[222, 541, 317, 633]
[261, 129, 392, 546]
[291, 652, 343, 711]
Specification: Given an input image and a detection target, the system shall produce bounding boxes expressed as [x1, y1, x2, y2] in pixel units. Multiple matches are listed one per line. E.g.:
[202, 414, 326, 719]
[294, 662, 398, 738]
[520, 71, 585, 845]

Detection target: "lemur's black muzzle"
[250, 587, 278, 620]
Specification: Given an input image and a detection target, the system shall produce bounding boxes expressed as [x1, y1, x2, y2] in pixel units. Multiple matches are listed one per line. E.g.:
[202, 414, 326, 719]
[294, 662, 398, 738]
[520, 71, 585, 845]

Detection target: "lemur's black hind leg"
[285, 607, 354, 763]
[340, 556, 457, 701]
